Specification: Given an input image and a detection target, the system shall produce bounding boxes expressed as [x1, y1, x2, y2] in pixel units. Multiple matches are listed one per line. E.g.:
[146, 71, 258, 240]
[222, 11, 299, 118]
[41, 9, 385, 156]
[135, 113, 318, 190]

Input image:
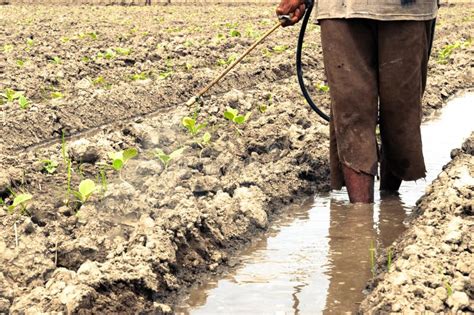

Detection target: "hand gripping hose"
[297, 0, 330, 122]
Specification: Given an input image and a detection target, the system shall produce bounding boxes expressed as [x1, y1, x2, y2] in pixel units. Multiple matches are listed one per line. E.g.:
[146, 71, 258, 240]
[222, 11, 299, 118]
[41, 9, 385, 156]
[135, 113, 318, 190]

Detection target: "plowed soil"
[0, 3, 472, 313]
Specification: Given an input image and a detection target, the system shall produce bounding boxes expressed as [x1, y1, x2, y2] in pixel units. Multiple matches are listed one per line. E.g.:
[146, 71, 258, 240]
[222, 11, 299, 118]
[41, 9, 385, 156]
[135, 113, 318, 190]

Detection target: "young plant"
[272, 45, 289, 53]
[8, 193, 33, 214]
[217, 54, 237, 67]
[316, 82, 330, 93]
[182, 116, 207, 136]
[229, 29, 241, 37]
[130, 72, 148, 81]
[224, 107, 251, 125]
[159, 71, 173, 80]
[1, 88, 23, 103]
[154, 147, 185, 169]
[42, 159, 59, 174]
[108, 148, 138, 171]
[51, 91, 64, 99]
[51, 56, 62, 64]
[18, 95, 30, 110]
[387, 247, 393, 271]
[73, 179, 96, 204]
[201, 132, 212, 146]
[369, 240, 376, 277]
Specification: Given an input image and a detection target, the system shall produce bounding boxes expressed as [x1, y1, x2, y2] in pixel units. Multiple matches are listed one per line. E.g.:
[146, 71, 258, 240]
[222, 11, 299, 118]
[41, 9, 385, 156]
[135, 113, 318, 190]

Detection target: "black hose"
[296, 0, 330, 122]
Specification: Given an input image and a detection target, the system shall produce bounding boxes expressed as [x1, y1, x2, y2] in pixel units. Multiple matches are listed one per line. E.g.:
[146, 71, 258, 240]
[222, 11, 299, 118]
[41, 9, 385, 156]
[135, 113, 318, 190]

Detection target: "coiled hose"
[296, 0, 330, 122]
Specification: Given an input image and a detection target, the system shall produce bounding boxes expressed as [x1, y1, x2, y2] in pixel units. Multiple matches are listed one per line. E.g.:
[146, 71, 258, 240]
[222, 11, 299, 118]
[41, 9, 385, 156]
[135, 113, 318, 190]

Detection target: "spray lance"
[185, 0, 330, 122]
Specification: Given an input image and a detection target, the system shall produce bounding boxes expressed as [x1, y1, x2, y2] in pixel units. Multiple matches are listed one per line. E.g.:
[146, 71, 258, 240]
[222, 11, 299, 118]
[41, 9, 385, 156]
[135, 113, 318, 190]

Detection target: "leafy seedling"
[316, 83, 330, 93]
[8, 193, 33, 214]
[369, 240, 376, 277]
[273, 45, 289, 53]
[51, 92, 64, 99]
[73, 179, 96, 204]
[42, 159, 59, 174]
[115, 47, 131, 56]
[51, 56, 62, 64]
[229, 29, 241, 37]
[3, 44, 14, 53]
[154, 147, 185, 169]
[18, 95, 30, 109]
[130, 72, 148, 81]
[224, 107, 251, 124]
[159, 71, 173, 80]
[182, 116, 207, 136]
[26, 38, 34, 47]
[108, 148, 138, 171]
[1, 88, 23, 103]
[16, 59, 25, 67]
[217, 54, 237, 67]
[201, 132, 211, 146]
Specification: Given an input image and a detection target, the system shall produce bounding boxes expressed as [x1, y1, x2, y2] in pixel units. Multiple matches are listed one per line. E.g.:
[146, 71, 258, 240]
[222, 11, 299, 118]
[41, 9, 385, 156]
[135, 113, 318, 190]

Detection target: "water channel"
[175, 93, 474, 314]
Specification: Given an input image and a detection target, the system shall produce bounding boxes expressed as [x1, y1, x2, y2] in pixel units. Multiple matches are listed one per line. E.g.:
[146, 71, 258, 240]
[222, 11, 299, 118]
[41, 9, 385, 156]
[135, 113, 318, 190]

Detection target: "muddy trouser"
[319, 18, 436, 190]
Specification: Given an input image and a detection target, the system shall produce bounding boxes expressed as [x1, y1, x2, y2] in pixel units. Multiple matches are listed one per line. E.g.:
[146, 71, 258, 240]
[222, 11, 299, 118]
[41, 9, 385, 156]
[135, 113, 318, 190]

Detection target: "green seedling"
[217, 54, 237, 67]
[99, 168, 107, 194]
[51, 92, 64, 99]
[185, 63, 193, 71]
[3, 44, 14, 53]
[225, 22, 239, 29]
[115, 47, 131, 56]
[61, 37, 70, 43]
[273, 45, 289, 53]
[18, 95, 30, 110]
[259, 104, 268, 113]
[73, 179, 96, 204]
[229, 29, 241, 37]
[159, 71, 173, 80]
[182, 116, 207, 136]
[387, 247, 392, 271]
[26, 38, 34, 47]
[130, 72, 148, 81]
[369, 240, 376, 277]
[1, 88, 23, 104]
[88, 32, 98, 40]
[42, 159, 59, 174]
[16, 59, 25, 67]
[108, 148, 138, 171]
[51, 56, 62, 64]
[316, 82, 330, 93]
[154, 147, 185, 169]
[201, 132, 212, 146]
[8, 193, 33, 214]
[93, 76, 105, 85]
[438, 39, 471, 64]
[104, 49, 116, 60]
[224, 107, 251, 124]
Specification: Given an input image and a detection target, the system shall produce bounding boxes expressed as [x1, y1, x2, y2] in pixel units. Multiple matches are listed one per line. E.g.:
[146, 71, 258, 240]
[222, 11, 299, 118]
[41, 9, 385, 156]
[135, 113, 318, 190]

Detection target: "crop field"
[0, 2, 473, 313]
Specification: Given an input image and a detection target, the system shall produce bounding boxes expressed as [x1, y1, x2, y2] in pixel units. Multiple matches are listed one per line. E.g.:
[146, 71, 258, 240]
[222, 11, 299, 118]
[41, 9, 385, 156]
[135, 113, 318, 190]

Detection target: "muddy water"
[175, 93, 474, 314]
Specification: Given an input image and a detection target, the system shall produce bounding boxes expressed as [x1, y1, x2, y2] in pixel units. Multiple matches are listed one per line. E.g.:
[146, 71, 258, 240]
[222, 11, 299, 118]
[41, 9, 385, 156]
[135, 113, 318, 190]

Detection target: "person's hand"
[276, 0, 306, 27]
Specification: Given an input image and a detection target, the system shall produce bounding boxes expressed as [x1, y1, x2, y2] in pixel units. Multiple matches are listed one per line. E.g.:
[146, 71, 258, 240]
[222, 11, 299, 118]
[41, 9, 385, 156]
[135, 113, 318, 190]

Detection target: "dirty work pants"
[320, 18, 435, 190]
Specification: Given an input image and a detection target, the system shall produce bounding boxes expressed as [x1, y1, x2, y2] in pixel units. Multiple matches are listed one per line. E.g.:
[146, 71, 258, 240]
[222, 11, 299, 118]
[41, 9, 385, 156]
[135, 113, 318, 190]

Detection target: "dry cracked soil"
[0, 2, 473, 314]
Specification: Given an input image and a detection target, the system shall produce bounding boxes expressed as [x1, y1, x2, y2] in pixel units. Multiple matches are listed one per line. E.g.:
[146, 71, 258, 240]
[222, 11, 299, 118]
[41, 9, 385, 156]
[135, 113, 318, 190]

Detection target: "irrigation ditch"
[0, 2, 473, 313]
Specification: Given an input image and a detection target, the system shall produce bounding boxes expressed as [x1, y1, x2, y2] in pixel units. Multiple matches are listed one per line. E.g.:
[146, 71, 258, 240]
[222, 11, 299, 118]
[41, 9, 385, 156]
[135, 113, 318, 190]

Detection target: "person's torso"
[316, 0, 438, 21]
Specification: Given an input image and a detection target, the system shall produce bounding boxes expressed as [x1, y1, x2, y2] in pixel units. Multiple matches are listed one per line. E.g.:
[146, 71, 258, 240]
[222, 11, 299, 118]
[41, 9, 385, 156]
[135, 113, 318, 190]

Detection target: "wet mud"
[0, 3, 473, 314]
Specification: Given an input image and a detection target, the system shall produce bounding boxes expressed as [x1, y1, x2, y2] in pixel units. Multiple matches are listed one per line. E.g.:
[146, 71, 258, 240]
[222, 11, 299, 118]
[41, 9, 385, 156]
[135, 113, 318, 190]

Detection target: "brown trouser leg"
[320, 18, 435, 195]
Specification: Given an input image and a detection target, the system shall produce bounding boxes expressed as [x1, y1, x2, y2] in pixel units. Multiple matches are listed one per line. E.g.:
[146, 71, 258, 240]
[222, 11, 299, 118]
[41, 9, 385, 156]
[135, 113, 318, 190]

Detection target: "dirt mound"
[0, 3, 473, 313]
[360, 133, 474, 313]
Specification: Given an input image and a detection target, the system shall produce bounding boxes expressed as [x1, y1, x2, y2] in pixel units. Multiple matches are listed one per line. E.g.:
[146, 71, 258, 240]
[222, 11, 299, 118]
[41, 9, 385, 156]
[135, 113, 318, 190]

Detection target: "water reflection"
[323, 195, 407, 313]
[176, 193, 410, 314]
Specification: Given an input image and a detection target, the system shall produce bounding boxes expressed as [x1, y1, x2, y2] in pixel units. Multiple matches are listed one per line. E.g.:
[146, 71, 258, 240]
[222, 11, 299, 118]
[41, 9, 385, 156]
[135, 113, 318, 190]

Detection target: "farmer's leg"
[377, 20, 435, 191]
[321, 19, 379, 203]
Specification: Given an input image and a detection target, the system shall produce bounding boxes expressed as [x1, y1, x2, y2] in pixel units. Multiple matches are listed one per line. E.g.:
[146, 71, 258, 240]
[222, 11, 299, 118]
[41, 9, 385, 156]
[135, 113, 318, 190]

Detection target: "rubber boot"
[342, 165, 374, 204]
[380, 158, 402, 192]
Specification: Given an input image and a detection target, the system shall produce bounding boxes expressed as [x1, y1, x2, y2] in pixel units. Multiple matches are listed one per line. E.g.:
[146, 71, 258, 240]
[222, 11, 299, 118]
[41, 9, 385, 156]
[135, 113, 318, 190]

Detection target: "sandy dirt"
[360, 133, 474, 313]
[0, 3, 473, 313]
